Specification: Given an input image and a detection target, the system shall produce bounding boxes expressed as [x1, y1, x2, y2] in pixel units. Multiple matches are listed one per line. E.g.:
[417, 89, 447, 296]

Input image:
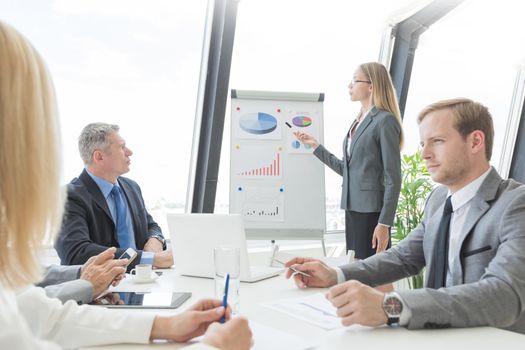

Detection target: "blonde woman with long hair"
[295, 62, 403, 260]
[0, 21, 251, 350]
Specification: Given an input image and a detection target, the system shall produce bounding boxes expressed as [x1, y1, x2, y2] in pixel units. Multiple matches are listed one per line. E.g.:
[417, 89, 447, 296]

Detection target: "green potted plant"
[393, 150, 434, 289]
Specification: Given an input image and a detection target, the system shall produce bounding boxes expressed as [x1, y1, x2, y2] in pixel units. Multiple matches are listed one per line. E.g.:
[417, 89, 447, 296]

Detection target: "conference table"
[84, 268, 524, 350]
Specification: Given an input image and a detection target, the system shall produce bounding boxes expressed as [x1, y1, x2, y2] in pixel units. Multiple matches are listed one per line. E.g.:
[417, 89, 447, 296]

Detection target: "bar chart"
[238, 152, 281, 177]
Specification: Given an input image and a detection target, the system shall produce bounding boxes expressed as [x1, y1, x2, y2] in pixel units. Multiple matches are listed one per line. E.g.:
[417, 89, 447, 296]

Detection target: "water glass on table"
[214, 246, 240, 316]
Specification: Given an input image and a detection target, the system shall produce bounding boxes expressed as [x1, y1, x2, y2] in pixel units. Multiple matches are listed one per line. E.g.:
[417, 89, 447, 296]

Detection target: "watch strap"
[386, 317, 400, 326]
[150, 235, 166, 248]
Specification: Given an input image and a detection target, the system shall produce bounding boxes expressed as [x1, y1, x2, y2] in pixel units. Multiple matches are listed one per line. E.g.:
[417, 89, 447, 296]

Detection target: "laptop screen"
[167, 213, 282, 282]
[167, 213, 251, 279]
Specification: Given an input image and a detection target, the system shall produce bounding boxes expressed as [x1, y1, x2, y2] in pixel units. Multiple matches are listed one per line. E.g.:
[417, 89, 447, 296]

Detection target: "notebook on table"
[167, 213, 283, 283]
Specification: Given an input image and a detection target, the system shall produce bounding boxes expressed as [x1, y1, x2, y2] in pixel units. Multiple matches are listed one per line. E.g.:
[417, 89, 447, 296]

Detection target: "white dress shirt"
[346, 108, 371, 157]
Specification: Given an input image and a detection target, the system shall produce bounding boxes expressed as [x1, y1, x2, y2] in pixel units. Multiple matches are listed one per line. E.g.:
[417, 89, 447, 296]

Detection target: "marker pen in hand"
[286, 122, 301, 139]
[220, 273, 230, 323]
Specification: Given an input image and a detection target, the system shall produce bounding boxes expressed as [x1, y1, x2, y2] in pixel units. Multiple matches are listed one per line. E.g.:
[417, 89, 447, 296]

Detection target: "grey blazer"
[37, 265, 93, 304]
[313, 107, 401, 225]
[340, 168, 525, 333]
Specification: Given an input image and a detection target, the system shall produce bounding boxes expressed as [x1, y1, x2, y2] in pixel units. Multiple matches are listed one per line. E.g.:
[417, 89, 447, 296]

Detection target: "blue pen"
[220, 273, 230, 323]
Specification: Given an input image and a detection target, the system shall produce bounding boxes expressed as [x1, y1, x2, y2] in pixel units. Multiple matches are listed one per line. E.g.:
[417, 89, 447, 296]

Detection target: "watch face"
[384, 296, 403, 316]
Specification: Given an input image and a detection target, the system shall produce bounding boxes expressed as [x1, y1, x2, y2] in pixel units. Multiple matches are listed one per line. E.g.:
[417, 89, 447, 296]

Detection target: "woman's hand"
[293, 131, 319, 149]
[150, 299, 229, 342]
[202, 317, 253, 350]
[372, 224, 390, 253]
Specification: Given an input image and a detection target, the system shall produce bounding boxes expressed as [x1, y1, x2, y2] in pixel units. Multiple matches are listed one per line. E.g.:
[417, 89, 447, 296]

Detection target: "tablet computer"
[90, 291, 191, 309]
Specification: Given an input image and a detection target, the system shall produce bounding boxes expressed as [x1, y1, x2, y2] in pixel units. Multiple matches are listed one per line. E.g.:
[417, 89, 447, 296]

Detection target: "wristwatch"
[150, 235, 166, 248]
[383, 292, 403, 326]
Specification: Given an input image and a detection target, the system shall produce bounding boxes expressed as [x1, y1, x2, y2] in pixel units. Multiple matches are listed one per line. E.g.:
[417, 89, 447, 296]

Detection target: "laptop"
[168, 213, 283, 283]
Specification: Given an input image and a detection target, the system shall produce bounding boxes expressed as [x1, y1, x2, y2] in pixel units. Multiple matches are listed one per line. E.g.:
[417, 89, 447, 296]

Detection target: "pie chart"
[292, 116, 312, 127]
[239, 112, 277, 135]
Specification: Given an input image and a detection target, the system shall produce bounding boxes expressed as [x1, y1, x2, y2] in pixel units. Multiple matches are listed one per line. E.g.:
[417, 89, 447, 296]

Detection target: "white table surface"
[83, 268, 524, 349]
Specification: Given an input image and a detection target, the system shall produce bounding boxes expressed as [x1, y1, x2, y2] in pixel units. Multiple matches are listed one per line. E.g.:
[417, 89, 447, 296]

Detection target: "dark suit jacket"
[55, 169, 164, 269]
[313, 107, 401, 225]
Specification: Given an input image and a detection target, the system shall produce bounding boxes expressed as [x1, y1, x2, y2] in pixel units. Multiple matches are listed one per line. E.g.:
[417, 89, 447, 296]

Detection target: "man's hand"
[153, 249, 174, 268]
[326, 280, 387, 327]
[284, 257, 338, 289]
[144, 237, 163, 252]
[79, 247, 128, 298]
[202, 317, 253, 350]
[372, 224, 390, 253]
[150, 299, 229, 342]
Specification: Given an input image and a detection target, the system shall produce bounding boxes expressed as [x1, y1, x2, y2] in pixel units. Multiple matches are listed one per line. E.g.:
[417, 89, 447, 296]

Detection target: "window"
[402, 0, 525, 171]
[1, 0, 208, 237]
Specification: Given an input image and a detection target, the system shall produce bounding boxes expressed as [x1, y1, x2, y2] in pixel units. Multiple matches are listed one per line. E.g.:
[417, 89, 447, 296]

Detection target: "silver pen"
[273, 258, 312, 277]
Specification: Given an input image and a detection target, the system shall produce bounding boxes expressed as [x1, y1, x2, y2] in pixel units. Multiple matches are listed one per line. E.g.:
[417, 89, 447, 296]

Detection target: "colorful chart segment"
[239, 112, 277, 135]
[291, 141, 311, 150]
[292, 116, 312, 127]
[239, 153, 281, 177]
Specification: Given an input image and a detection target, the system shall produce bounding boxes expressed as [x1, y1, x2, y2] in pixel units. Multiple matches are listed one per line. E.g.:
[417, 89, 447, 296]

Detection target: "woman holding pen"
[295, 62, 403, 263]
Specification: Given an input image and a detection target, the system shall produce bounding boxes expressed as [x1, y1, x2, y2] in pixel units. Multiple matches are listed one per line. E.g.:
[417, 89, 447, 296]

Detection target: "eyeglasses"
[351, 79, 371, 85]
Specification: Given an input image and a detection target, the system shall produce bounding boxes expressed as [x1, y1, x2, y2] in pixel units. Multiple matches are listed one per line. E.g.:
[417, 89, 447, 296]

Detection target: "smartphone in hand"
[118, 248, 137, 267]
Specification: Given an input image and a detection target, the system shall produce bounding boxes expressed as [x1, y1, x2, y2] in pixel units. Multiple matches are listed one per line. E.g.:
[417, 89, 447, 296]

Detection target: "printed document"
[263, 293, 343, 330]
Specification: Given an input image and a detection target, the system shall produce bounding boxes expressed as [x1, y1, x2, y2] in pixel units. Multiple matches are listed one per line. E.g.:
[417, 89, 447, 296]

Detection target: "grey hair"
[78, 123, 120, 165]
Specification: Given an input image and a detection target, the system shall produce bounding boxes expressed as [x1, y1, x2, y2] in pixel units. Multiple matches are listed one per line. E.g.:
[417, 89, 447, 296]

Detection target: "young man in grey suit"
[285, 98, 525, 333]
[38, 247, 127, 304]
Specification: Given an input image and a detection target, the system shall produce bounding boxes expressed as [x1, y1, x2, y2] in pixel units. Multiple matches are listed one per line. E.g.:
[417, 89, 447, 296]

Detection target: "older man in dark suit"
[56, 123, 173, 269]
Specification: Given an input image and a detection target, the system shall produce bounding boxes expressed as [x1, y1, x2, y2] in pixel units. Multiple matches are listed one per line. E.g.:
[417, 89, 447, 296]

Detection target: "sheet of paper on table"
[263, 293, 343, 330]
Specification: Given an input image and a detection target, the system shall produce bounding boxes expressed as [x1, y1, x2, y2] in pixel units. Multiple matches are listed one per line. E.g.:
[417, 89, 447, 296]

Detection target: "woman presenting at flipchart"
[295, 62, 403, 260]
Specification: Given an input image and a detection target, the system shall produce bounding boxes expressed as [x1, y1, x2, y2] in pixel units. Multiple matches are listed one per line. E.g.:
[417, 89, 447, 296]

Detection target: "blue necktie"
[111, 185, 132, 249]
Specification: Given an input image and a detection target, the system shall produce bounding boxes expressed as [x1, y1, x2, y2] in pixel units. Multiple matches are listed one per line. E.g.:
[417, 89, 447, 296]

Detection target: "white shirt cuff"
[334, 267, 346, 284]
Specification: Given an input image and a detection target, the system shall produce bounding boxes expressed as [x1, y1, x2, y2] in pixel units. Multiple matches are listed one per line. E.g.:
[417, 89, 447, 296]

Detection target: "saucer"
[128, 272, 159, 284]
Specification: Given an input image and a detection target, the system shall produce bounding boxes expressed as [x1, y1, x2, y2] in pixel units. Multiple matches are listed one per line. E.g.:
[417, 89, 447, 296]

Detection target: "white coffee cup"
[130, 264, 153, 281]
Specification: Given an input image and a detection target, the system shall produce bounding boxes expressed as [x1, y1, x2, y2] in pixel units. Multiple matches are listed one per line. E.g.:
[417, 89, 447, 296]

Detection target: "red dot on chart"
[236, 107, 240, 111]
[277, 108, 281, 113]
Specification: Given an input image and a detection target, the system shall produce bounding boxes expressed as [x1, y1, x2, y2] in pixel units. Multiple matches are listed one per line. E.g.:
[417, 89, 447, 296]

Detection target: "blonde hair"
[0, 22, 64, 288]
[359, 62, 404, 148]
[417, 98, 494, 161]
